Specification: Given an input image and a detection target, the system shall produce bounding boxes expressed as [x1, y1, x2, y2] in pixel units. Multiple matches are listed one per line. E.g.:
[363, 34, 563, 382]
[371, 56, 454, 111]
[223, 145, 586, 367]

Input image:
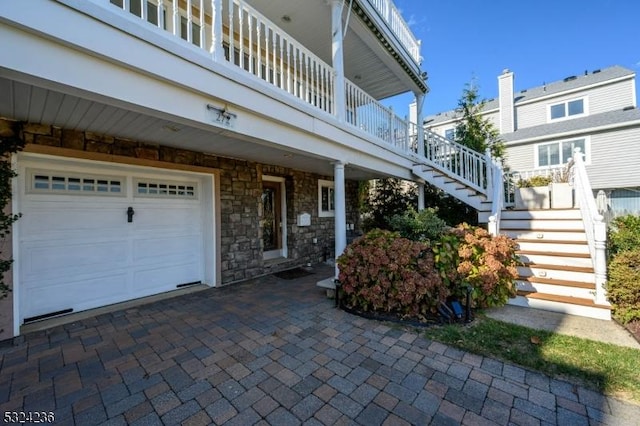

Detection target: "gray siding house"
[424, 65, 640, 216]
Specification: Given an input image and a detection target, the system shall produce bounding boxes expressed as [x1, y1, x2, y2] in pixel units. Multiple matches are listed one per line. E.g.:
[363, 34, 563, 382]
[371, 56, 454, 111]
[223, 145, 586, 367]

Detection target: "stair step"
[517, 252, 593, 268]
[516, 280, 594, 299]
[517, 250, 591, 259]
[501, 209, 582, 220]
[516, 242, 590, 254]
[501, 220, 584, 230]
[508, 294, 611, 320]
[517, 276, 594, 289]
[502, 230, 587, 242]
[522, 262, 593, 273]
[517, 291, 609, 309]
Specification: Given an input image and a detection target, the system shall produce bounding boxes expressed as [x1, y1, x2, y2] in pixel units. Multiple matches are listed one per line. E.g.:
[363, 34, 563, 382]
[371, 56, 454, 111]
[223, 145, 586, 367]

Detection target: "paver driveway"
[1, 264, 638, 425]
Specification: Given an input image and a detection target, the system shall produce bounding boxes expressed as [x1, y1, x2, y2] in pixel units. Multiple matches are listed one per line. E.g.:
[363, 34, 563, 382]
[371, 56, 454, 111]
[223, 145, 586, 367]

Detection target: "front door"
[262, 179, 285, 259]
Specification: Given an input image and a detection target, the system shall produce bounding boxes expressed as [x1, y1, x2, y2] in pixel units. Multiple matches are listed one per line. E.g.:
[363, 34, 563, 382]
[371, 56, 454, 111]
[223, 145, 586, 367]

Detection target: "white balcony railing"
[224, 0, 335, 115]
[366, 0, 421, 63]
[107, 0, 420, 154]
[345, 79, 410, 151]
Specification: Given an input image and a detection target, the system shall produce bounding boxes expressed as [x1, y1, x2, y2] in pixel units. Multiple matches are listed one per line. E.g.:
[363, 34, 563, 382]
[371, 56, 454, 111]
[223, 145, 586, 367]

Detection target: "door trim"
[262, 175, 287, 260]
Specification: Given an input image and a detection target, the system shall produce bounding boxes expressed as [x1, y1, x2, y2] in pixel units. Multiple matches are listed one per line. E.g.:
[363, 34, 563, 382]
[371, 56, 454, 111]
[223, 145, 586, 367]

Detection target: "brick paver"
[0, 264, 638, 425]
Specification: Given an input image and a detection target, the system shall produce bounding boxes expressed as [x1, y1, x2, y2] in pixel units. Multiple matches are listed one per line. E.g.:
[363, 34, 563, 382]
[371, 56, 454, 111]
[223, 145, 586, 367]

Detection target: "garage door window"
[29, 171, 124, 195]
[135, 179, 197, 199]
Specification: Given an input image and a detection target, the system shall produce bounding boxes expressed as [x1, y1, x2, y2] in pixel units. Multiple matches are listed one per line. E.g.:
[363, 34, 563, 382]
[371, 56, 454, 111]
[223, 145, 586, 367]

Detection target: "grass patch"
[423, 315, 640, 403]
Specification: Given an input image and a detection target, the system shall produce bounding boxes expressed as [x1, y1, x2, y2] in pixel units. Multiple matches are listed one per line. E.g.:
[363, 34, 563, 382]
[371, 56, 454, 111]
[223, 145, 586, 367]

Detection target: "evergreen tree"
[454, 80, 505, 162]
[361, 178, 416, 231]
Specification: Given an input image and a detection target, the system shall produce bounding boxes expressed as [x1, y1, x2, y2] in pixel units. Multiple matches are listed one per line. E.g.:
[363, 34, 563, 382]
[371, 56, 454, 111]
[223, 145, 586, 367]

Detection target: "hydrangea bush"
[337, 229, 447, 321]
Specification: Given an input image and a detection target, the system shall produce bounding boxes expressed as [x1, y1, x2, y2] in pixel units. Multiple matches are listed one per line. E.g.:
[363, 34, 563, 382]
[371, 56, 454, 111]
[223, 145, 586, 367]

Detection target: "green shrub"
[388, 208, 447, 242]
[337, 229, 446, 320]
[608, 215, 640, 258]
[606, 248, 640, 324]
[516, 175, 552, 188]
[436, 224, 520, 308]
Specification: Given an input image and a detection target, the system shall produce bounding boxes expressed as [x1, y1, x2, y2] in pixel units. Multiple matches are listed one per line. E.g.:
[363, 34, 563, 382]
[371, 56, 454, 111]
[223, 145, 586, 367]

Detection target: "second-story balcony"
[103, 0, 426, 153]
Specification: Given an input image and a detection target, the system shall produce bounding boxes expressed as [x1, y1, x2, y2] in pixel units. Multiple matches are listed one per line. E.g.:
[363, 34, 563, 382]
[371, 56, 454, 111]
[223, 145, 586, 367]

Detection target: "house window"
[180, 16, 201, 47]
[318, 180, 335, 217]
[444, 128, 455, 140]
[549, 98, 585, 120]
[537, 138, 586, 167]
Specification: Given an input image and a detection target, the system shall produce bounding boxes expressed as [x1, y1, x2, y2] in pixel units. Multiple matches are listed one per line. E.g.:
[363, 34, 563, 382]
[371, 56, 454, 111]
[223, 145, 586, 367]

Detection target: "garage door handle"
[127, 206, 135, 223]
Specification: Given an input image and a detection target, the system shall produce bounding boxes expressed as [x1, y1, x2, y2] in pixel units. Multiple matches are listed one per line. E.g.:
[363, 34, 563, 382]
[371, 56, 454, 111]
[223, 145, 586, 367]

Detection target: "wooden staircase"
[499, 208, 611, 320]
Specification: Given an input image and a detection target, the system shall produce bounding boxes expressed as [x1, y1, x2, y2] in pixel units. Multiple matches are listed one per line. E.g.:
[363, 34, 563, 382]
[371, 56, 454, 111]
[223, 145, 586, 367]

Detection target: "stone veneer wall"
[5, 119, 359, 287]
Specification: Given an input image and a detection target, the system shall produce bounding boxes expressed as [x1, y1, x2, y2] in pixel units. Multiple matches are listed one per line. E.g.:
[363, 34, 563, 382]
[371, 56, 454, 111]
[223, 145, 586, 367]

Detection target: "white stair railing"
[570, 148, 608, 305]
[420, 129, 489, 195]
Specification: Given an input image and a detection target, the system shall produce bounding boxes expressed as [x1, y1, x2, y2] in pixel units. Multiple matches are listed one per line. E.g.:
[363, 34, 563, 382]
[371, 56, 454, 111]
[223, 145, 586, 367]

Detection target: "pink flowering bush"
[337, 229, 447, 321]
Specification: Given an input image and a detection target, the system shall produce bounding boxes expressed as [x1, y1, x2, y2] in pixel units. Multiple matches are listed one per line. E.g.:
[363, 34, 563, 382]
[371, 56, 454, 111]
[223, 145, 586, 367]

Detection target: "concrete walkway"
[485, 305, 640, 349]
[1, 264, 638, 425]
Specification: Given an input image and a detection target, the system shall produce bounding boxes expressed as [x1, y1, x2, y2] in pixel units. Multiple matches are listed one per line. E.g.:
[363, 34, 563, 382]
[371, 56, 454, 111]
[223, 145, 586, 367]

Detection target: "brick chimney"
[498, 69, 515, 134]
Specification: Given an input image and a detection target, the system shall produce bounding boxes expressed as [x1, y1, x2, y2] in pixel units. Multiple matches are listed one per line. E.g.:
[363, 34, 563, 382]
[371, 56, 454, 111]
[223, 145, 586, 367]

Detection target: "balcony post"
[415, 92, 425, 157]
[210, 0, 223, 62]
[330, 0, 346, 122]
[417, 182, 425, 211]
[333, 161, 347, 279]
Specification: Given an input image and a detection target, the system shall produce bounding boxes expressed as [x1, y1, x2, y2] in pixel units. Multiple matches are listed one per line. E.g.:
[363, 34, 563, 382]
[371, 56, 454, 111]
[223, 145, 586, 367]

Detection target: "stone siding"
[7, 119, 359, 289]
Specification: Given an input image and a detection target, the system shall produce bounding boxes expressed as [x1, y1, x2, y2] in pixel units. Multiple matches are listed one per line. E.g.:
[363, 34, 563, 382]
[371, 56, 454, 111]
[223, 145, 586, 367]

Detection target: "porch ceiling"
[245, 0, 424, 100]
[0, 75, 385, 181]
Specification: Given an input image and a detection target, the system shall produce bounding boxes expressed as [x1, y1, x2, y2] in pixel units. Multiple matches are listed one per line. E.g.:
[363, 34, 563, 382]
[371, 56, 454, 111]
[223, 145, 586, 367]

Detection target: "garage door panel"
[22, 273, 129, 318]
[133, 263, 201, 292]
[133, 234, 202, 263]
[21, 205, 129, 232]
[21, 241, 129, 280]
[132, 207, 201, 231]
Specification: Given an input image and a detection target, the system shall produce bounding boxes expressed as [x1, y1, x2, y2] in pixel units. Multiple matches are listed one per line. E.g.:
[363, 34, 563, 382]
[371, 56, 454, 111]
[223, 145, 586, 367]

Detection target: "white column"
[415, 92, 425, 157]
[331, 0, 346, 122]
[417, 182, 425, 211]
[210, 0, 223, 62]
[333, 161, 347, 278]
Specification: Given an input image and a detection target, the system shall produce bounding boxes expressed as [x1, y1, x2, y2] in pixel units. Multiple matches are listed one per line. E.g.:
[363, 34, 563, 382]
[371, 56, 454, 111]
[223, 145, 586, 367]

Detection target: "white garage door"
[17, 155, 209, 323]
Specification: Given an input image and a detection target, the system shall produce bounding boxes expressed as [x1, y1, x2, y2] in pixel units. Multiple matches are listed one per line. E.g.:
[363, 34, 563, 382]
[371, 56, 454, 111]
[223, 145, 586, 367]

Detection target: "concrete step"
[509, 292, 611, 320]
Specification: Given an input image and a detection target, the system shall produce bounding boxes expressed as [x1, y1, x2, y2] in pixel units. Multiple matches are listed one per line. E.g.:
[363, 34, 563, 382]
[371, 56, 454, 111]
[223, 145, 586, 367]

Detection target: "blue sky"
[383, 0, 640, 119]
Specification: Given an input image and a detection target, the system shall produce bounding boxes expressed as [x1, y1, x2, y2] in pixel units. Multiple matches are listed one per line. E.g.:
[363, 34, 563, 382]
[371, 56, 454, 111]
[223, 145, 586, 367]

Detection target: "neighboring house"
[424, 65, 640, 216]
[0, 0, 436, 339]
